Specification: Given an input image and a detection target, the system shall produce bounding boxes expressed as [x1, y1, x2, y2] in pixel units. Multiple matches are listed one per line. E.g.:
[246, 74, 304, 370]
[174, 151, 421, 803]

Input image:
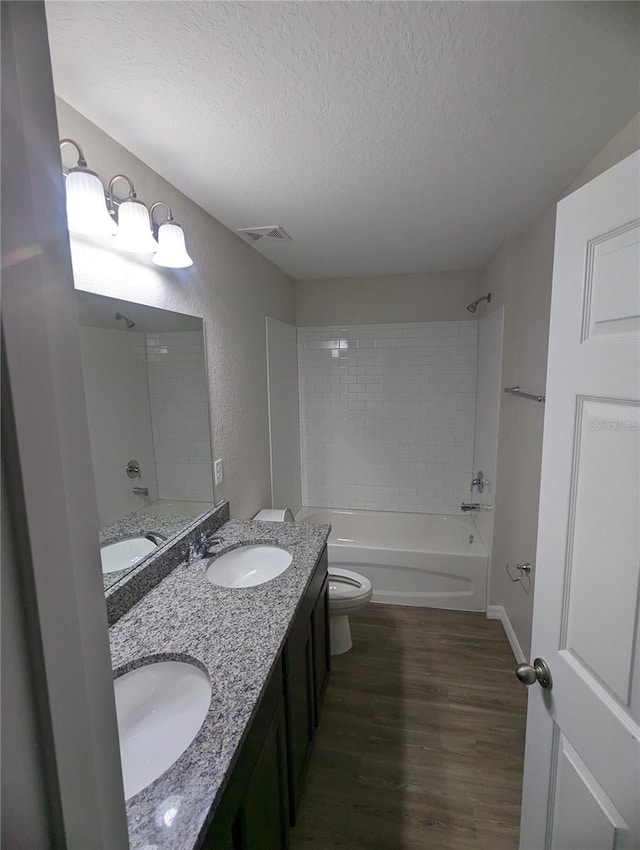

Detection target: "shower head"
[466, 293, 491, 314]
[115, 312, 135, 329]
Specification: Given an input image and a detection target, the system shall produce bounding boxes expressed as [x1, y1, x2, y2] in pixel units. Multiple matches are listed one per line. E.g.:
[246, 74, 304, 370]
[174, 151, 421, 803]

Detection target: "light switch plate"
[214, 458, 224, 486]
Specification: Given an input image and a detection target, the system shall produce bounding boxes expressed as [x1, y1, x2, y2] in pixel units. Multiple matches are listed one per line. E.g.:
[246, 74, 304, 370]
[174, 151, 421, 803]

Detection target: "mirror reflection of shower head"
[115, 312, 135, 329]
[466, 293, 491, 314]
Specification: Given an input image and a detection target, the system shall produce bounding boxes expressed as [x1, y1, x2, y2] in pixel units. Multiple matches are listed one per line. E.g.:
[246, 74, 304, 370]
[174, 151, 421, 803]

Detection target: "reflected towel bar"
[504, 385, 546, 403]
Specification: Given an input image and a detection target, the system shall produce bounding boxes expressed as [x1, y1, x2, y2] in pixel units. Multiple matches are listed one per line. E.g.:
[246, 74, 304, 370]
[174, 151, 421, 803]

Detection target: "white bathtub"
[296, 507, 488, 611]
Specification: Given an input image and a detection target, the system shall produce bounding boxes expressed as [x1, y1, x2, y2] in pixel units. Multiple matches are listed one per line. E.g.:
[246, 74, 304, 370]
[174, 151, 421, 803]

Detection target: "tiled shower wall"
[146, 331, 214, 502]
[79, 326, 159, 526]
[80, 328, 214, 522]
[266, 318, 302, 514]
[298, 322, 478, 514]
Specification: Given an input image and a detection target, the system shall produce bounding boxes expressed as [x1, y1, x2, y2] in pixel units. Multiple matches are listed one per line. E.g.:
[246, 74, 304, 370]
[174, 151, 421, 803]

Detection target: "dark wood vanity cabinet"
[283, 610, 315, 821]
[202, 665, 289, 850]
[202, 546, 329, 850]
[240, 700, 290, 850]
[284, 562, 331, 822]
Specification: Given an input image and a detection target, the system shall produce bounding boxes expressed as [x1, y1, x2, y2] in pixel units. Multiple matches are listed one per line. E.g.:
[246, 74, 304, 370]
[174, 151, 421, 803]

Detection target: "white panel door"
[519, 151, 640, 850]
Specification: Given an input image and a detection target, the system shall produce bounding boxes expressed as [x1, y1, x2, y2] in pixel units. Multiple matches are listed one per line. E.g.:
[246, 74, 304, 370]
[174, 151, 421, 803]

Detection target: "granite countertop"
[101, 510, 199, 589]
[108, 517, 330, 850]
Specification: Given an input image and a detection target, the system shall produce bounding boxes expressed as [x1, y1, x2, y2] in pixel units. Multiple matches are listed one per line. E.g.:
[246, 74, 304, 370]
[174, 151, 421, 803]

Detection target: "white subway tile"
[298, 321, 477, 514]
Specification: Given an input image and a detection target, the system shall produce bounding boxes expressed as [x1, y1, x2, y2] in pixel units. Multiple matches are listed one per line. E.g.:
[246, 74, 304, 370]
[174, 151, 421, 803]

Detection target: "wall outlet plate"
[214, 458, 224, 486]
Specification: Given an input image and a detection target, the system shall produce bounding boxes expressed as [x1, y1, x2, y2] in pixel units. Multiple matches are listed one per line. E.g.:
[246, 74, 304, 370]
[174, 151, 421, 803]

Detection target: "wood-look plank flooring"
[291, 604, 527, 850]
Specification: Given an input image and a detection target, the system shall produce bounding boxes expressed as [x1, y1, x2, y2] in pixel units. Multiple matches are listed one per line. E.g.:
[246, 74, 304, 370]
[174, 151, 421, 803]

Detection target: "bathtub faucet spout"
[460, 502, 493, 513]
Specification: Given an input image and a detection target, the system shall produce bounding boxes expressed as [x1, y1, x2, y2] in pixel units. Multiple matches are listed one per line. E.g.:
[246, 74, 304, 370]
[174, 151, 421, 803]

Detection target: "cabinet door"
[311, 576, 330, 726]
[284, 621, 315, 822]
[203, 819, 235, 850]
[240, 700, 289, 850]
[202, 667, 286, 850]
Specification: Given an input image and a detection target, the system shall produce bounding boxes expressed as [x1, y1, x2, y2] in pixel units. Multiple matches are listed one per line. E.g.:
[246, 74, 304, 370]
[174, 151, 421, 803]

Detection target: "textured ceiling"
[46, 2, 640, 279]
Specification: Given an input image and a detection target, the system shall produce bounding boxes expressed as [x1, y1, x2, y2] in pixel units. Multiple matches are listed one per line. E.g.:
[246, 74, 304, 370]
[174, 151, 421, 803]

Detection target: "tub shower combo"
[265, 295, 509, 649]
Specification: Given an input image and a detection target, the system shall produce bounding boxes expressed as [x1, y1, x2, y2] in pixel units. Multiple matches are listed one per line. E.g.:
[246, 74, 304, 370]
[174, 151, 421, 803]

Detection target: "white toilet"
[326, 567, 372, 655]
[253, 508, 373, 656]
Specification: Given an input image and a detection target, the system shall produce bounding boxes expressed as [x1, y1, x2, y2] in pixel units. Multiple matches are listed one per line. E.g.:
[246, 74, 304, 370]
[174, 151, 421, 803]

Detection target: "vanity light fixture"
[150, 202, 194, 268]
[59, 138, 117, 236]
[59, 139, 194, 267]
[109, 174, 158, 254]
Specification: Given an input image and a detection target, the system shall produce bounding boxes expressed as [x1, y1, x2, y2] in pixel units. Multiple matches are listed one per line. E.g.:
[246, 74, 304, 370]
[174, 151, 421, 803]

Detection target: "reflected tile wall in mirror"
[76, 292, 215, 590]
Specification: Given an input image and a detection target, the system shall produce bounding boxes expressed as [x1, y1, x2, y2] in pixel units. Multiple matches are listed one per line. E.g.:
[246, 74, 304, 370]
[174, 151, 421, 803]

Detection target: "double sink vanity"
[107, 502, 330, 849]
[75, 292, 330, 846]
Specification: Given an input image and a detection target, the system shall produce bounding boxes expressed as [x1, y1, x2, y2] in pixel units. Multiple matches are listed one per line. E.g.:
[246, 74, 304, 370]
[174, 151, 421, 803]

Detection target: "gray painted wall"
[56, 99, 296, 521]
[1, 9, 55, 843]
[1, 464, 55, 848]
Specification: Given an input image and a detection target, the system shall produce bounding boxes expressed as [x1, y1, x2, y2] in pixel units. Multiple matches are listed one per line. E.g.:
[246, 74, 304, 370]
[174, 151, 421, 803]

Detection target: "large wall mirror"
[77, 292, 215, 591]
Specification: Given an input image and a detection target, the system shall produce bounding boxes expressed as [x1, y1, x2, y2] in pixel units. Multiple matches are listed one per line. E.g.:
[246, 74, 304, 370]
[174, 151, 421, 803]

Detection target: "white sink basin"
[206, 545, 292, 588]
[114, 660, 211, 800]
[101, 537, 156, 574]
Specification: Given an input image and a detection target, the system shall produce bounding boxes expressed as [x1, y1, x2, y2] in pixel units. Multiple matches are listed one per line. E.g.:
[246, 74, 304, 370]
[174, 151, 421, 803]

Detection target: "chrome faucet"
[460, 502, 494, 513]
[145, 532, 167, 547]
[188, 533, 208, 561]
[188, 532, 224, 561]
[205, 535, 224, 552]
[133, 486, 149, 496]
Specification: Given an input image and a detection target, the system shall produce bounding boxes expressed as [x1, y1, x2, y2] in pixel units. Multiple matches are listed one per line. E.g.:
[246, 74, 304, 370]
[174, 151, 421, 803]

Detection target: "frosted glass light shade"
[113, 199, 158, 253]
[65, 168, 117, 235]
[152, 221, 193, 268]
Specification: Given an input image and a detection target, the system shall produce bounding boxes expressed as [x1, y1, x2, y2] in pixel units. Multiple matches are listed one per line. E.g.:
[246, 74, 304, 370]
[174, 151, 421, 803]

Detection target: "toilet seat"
[329, 568, 372, 611]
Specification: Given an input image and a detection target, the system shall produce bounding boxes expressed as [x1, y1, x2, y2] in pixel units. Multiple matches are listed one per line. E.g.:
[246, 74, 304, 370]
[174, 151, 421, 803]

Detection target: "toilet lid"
[329, 568, 372, 601]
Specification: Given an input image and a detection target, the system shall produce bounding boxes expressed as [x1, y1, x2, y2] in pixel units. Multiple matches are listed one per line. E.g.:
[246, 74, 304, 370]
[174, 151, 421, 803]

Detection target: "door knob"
[516, 657, 552, 690]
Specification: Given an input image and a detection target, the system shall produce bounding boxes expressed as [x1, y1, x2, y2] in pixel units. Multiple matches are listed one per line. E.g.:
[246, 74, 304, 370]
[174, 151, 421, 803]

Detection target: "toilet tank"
[253, 508, 294, 523]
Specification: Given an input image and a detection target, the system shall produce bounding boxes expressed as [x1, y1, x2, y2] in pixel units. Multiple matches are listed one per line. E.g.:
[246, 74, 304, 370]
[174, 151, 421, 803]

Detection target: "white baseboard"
[486, 605, 526, 664]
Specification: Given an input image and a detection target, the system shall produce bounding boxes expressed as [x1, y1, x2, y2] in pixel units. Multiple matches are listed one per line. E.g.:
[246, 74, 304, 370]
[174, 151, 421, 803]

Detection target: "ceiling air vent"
[237, 226, 291, 243]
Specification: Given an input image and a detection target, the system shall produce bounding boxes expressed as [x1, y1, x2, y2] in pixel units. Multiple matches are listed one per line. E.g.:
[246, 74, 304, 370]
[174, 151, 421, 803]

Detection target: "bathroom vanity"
[108, 509, 330, 850]
[204, 542, 329, 849]
[78, 292, 332, 847]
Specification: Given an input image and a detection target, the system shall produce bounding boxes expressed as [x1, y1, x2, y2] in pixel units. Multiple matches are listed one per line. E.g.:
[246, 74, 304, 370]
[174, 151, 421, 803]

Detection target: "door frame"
[2, 2, 128, 846]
